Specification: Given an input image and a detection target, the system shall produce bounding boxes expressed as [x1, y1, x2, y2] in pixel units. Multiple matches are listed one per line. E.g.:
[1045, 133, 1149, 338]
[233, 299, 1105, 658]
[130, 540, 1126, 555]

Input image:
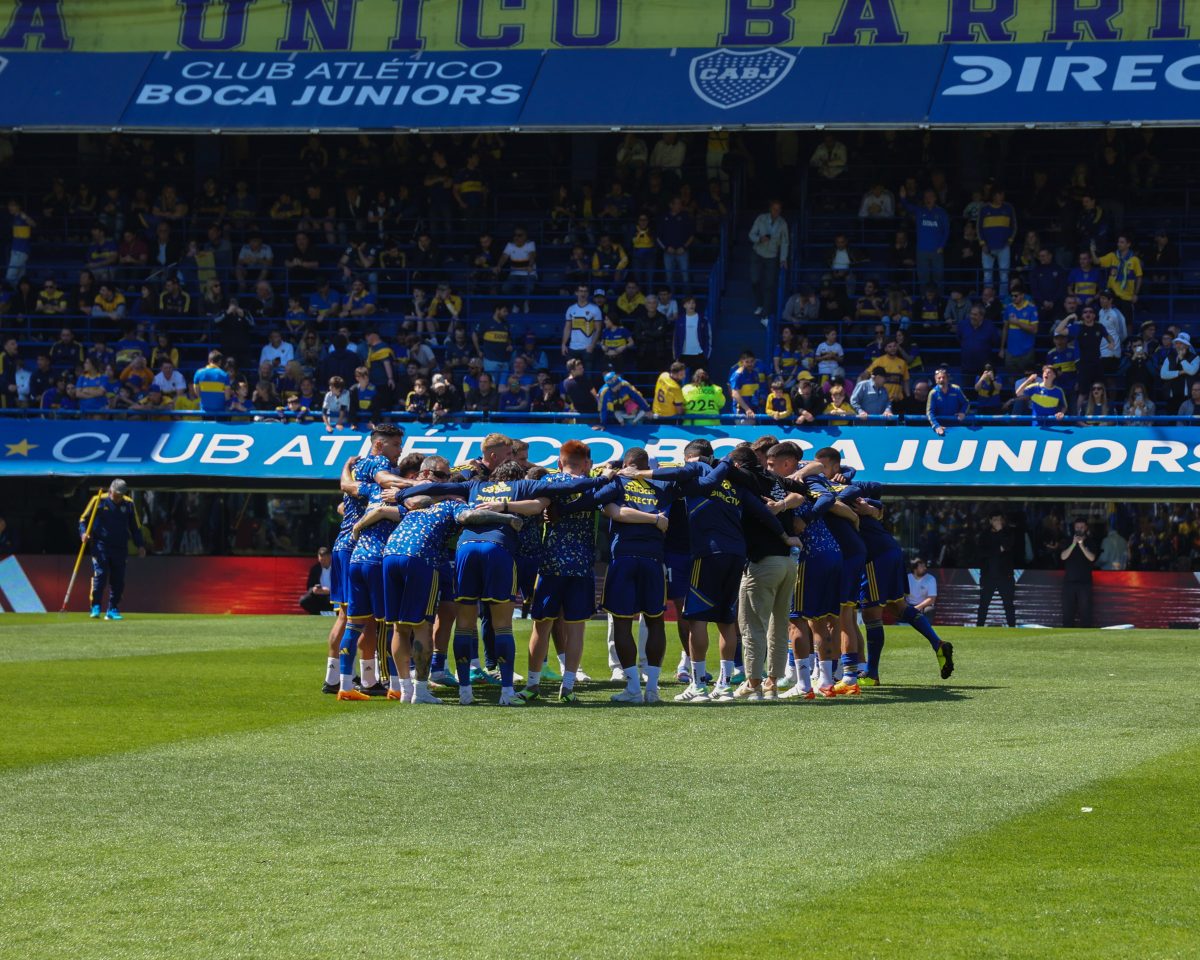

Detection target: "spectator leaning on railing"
[850, 367, 894, 420]
[926, 367, 969, 435]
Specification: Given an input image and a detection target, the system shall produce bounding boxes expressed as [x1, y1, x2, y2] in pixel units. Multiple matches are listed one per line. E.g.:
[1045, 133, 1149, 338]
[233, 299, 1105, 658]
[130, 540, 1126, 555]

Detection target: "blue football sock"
[386, 654, 399, 681]
[453, 631, 477, 686]
[480, 606, 497, 668]
[839, 653, 858, 681]
[338, 626, 361, 678]
[865, 622, 885, 677]
[733, 636, 744, 670]
[495, 631, 516, 688]
[786, 648, 796, 667]
[431, 651, 447, 673]
[901, 604, 942, 651]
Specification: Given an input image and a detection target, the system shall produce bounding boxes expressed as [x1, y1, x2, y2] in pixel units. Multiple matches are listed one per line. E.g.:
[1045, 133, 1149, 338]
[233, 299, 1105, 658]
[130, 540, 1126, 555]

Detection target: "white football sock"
[644, 666, 661, 693]
[557, 652, 567, 670]
[324, 657, 338, 685]
[361, 657, 379, 686]
[389, 674, 403, 692]
[526, 669, 542, 689]
[623, 665, 641, 693]
[819, 660, 834, 687]
[692, 660, 707, 684]
[561, 671, 577, 691]
[719, 659, 735, 684]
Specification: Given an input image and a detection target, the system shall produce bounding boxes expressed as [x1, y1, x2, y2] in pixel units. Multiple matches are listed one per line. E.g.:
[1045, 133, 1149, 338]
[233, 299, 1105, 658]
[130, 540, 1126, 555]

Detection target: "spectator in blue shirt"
[976, 187, 1017, 293]
[1000, 282, 1039, 375]
[1046, 331, 1080, 396]
[1016, 365, 1067, 421]
[1027, 247, 1066, 323]
[597, 370, 648, 426]
[850, 368, 895, 419]
[193, 349, 232, 415]
[728, 351, 764, 419]
[957, 304, 999, 382]
[656, 196, 695, 293]
[899, 186, 950, 289]
[926, 366, 969, 435]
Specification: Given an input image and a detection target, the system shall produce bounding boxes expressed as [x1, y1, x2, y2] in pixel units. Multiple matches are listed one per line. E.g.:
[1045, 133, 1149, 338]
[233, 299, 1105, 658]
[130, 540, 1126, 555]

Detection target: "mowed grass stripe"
[0, 614, 315, 664]
[0, 626, 1196, 960]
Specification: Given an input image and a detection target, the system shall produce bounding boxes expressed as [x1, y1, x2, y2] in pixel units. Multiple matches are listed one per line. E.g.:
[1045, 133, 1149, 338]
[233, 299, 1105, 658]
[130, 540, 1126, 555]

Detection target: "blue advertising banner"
[0, 52, 153, 128]
[521, 46, 943, 127]
[3, 421, 1200, 490]
[120, 51, 542, 129]
[928, 41, 1200, 125]
[3, 42, 1200, 130]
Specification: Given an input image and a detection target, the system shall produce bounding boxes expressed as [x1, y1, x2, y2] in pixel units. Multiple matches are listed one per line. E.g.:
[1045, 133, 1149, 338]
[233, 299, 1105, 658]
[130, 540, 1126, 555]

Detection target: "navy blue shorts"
[516, 555, 540, 601]
[664, 551, 690, 602]
[838, 547, 868, 608]
[602, 555, 666, 619]
[682, 553, 745, 624]
[455, 541, 517, 604]
[347, 560, 386, 621]
[860, 547, 907, 609]
[792, 555, 841, 621]
[437, 561, 457, 606]
[330, 548, 352, 608]
[382, 554, 441, 626]
[531, 573, 595, 622]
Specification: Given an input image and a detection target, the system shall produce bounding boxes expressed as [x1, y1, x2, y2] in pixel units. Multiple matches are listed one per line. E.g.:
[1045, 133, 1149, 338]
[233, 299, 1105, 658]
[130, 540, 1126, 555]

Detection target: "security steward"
[79, 478, 145, 620]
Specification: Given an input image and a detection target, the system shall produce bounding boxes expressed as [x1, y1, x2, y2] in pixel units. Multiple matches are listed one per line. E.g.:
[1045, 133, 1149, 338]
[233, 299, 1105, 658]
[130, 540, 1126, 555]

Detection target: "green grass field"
[0, 614, 1197, 960]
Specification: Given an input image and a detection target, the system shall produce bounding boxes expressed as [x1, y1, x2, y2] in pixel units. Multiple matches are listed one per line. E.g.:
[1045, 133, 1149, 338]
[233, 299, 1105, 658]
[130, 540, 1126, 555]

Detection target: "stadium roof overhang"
[3, 42, 1200, 133]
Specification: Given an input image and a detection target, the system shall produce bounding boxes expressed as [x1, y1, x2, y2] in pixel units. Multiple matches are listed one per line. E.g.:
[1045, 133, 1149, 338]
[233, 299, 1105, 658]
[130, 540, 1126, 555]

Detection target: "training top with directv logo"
[384, 499, 470, 564]
[650, 459, 783, 558]
[350, 484, 396, 564]
[590, 476, 675, 560]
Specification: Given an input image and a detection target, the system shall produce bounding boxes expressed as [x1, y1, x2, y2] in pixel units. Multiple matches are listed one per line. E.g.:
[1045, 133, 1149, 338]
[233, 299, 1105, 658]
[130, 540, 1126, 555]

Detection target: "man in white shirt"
[260, 328, 294, 370]
[748, 200, 789, 319]
[496, 226, 537, 312]
[152, 359, 187, 397]
[1096, 290, 1127, 373]
[906, 558, 937, 616]
[562, 284, 602, 372]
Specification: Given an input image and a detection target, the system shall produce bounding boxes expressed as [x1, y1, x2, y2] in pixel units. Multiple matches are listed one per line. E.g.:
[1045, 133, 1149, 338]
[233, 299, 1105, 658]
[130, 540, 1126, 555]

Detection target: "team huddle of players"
[320, 425, 955, 706]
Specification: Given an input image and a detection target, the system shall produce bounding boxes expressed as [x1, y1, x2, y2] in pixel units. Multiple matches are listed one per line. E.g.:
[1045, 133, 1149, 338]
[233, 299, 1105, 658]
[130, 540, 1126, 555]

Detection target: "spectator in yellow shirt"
[874, 338, 910, 402]
[653, 361, 686, 417]
[765, 379, 794, 421]
[823, 382, 854, 426]
[1096, 233, 1143, 319]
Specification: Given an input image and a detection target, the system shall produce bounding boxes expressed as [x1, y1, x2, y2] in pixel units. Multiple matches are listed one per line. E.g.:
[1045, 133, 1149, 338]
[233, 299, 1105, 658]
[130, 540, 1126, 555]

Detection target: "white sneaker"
[780, 685, 811, 699]
[644, 687, 661, 704]
[429, 668, 458, 687]
[779, 666, 796, 689]
[731, 681, 762, 701]
[459, 688, 474, 706]
[610, 668, 626, 682]
[498, 689, 523, 706]
[611, 688, 645, 704]
[674, 683, 710, 703]
[710, 682, 736, 702]
[412, 687, 445, 705]
[575, 669, 593, 683]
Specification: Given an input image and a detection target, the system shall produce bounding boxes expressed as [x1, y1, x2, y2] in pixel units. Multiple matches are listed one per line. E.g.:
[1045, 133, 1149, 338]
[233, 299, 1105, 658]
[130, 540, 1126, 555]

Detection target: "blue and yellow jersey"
[11, 211, 32, 253]
[1002, 299, 1039, 357]
[600, 325, 634, 354]
[597, 379, 648, 425]
[855, 295, 883, 321]
[354, 383, 377, 414]
[652, 372, 684, 417]
[765, 391, 793, 420]
[384, 498, 469, 564]
[76, 373, 111, 412]
[78, 492, 143, 551]
[728, 366, 763, 411]
[538, 471, 602, 577]
[192, 364, 230, 412]
[1097, 251, 1143, 300]
[1067, 266, 1102, 300]
[365, 342, 394, 384]
[477, 317, 511, 361]
[454, 167, 486, 198]
[651, 460, 780, 559]
[1046, 345, 1079, 382]
[350, 485, 396, 564]
[916, 296, 942, 325]
[1026, 384, 1066, 418]
[773, 346, 799, 377]
[594, 476, 673, 560]
[874, 354, 909, 401]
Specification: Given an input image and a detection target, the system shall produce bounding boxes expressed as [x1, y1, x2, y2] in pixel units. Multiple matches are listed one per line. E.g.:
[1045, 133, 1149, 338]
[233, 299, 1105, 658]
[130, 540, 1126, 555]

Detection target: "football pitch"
[0, 615, 1196, 960]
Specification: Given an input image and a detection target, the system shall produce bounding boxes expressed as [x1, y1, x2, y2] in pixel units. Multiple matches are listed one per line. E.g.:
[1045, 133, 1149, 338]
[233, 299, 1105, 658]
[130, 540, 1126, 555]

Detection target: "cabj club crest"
[688, 47, 797, 109]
